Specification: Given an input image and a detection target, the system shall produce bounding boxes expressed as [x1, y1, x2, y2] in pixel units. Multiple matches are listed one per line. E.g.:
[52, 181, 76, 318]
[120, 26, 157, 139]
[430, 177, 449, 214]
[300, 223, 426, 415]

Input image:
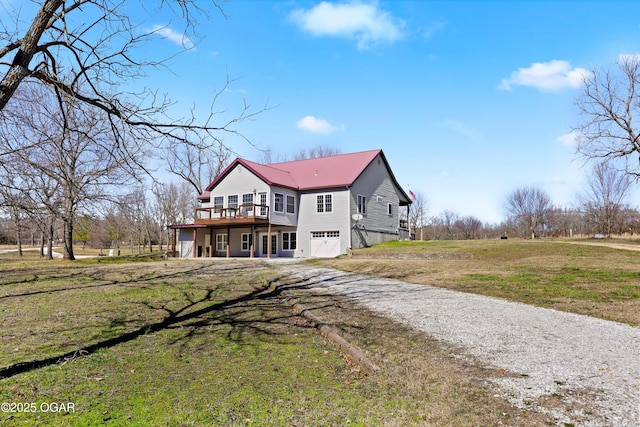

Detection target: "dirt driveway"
[277, 263, 640, 426]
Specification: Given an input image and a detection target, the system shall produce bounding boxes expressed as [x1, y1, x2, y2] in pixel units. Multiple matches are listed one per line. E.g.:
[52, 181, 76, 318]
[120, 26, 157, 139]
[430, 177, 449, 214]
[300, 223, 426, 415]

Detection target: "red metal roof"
[205, 149, 381, 192]
[201, 149, 410, 203]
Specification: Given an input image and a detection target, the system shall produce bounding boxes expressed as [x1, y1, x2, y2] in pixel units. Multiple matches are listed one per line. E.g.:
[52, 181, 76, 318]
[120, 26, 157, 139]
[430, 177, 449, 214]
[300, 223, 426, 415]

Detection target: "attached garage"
[310, 231, 341, 258]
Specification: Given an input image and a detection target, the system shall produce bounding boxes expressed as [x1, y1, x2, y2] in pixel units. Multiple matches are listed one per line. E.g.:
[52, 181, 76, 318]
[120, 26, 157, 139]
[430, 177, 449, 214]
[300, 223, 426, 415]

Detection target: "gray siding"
[269, 186, 298, 227]
[350, 153, 403, 248]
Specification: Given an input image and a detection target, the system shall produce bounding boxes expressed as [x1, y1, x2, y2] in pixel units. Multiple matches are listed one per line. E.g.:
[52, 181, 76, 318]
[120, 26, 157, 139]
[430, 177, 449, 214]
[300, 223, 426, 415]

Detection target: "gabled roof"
[200, 149, 411, 204]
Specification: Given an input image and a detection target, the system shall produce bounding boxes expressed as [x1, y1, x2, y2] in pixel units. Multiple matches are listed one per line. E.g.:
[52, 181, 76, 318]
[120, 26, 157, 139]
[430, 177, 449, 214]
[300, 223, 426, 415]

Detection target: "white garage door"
[310, 231, 341, 258]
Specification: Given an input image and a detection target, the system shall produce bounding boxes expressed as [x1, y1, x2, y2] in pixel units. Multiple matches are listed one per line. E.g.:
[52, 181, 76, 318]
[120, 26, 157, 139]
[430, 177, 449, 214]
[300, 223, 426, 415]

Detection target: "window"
[316, 194, 333, 213]
[274, 193, 284, 213]
[387, 203, 393, 216]
[227, 195, 238, 209]
[357, 194, 366, 215]
[213, 196, 224, 214]
[286, 195, 295, 214]
[216, 234, 227, 252]
[282, 232, 297, 251]
[241, 233, 252, 252]
[259, 192, 267, 216]
[377, 195, 384, 203]
[242, 193, 254, 213]
[311, 231, 339, 238]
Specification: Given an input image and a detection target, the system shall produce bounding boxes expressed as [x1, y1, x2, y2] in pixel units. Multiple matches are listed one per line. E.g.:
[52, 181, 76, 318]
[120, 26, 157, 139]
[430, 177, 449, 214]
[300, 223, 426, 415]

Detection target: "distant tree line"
[409, 163, 639, 241]
[0, 181, 196, 255]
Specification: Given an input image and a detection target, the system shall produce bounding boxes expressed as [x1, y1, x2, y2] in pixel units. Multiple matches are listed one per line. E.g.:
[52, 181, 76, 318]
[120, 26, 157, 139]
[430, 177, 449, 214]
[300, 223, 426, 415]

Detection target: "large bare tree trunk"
[47, 221, 54, 261]
[12, 207, 23, 257]
[0, 0, 63, 111]
[62, 196, 75, 260]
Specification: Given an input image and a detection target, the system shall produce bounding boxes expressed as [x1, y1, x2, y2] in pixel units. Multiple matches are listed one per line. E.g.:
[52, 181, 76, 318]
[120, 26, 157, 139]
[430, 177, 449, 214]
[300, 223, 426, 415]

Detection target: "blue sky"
[7, 1, 640, 222]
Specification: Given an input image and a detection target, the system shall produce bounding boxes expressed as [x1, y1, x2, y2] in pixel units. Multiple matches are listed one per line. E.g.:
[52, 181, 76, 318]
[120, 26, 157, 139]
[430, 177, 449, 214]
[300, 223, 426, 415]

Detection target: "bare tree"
[0, 83, 143, 260]
[454, 216, 483, 240]
[293, 145, 342, 160]
[0, 1, 262, 160]
[165, 142, 232, 195]
[546, 206, 584, 238]
[579, 162, 632, 237]
[0, 180, 26, 256]
[574, 55, 640, 179]
[408, 191, 429, 240]
[505, 187, 552, 239]
[153, 181, 195, 251]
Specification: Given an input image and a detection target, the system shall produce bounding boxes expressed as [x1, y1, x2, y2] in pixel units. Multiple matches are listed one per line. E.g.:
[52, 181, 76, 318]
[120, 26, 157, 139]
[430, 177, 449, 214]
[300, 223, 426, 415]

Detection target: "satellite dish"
[352, 214, 363, 221]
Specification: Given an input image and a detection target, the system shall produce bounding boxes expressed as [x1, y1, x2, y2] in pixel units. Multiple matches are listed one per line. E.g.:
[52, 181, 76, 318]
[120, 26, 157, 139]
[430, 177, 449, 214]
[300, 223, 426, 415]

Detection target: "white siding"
[177, 229, 193, 258]
[203, 163, 270, 209]
[296, 189, 350, 257]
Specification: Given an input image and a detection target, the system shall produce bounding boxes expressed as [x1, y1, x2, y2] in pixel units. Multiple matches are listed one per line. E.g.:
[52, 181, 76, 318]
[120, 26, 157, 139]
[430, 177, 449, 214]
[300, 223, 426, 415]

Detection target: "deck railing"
[195, 204, 269, 223]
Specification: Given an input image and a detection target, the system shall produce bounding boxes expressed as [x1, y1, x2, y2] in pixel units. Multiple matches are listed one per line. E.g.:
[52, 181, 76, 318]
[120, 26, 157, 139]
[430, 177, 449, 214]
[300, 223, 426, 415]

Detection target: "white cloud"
[289, 1, 405, 50]
[149, 25, 195, 50]
[498, 60, 589, 92]
[297, 115, 339, 133]
[557, 131, 580, 147]
[423, 21, 447, 41]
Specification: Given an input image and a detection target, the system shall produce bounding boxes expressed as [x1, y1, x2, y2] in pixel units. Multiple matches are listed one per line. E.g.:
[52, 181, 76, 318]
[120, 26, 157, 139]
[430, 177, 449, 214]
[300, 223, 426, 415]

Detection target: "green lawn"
[0, 255, 551, 426]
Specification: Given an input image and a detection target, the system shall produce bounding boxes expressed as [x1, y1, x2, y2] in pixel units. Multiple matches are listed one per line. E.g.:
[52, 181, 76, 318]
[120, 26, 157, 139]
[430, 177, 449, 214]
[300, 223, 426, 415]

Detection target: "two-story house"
[169, 149, 411, 258]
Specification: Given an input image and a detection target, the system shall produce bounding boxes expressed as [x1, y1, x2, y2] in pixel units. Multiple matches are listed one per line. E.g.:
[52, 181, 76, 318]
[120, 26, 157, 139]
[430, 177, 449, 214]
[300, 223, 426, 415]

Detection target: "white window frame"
[357, 194, 366, 215]
[282, 232, 297, 251]
[387, 202, 393, 216]
[316, 194, 333, 213]
[259, 192, 267, 216]
[242, 193, 254, 212]
[286, 195, 295, 214]
[216, 234, 227, 252]
[241, 233, 252, 252]
[227, 194, 238, 210]
[274, 193, 284, 213]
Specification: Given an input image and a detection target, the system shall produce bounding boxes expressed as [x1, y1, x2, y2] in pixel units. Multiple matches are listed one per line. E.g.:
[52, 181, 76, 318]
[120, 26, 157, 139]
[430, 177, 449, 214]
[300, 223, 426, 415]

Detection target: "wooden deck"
[194, 204, 270, 227]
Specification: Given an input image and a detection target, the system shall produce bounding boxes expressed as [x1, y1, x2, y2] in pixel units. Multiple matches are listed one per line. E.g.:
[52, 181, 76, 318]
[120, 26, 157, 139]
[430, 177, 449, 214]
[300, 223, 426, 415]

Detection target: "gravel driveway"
[277, 263, 640, 426]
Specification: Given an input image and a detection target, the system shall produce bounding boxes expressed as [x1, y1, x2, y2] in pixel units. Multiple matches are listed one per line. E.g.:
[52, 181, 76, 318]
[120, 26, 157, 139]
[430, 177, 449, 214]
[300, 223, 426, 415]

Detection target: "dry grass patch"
[313, 239, 640, 325]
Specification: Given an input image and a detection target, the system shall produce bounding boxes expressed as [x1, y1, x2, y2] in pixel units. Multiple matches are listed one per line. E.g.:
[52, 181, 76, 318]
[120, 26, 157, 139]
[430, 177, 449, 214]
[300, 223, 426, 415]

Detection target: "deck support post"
[267, 223, 272, 259]
[250, 225, 254, 258]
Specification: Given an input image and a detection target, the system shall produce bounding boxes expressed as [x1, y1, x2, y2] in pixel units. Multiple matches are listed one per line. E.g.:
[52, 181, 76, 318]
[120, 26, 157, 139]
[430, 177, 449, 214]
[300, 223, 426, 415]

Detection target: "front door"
[260, 233, 278, 257]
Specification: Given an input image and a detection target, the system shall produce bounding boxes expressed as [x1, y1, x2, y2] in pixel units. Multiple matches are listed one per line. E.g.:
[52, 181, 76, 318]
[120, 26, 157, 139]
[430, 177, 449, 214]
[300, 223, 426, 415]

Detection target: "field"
[1, 239, 638, 425]
[313, 239, 640, 326]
